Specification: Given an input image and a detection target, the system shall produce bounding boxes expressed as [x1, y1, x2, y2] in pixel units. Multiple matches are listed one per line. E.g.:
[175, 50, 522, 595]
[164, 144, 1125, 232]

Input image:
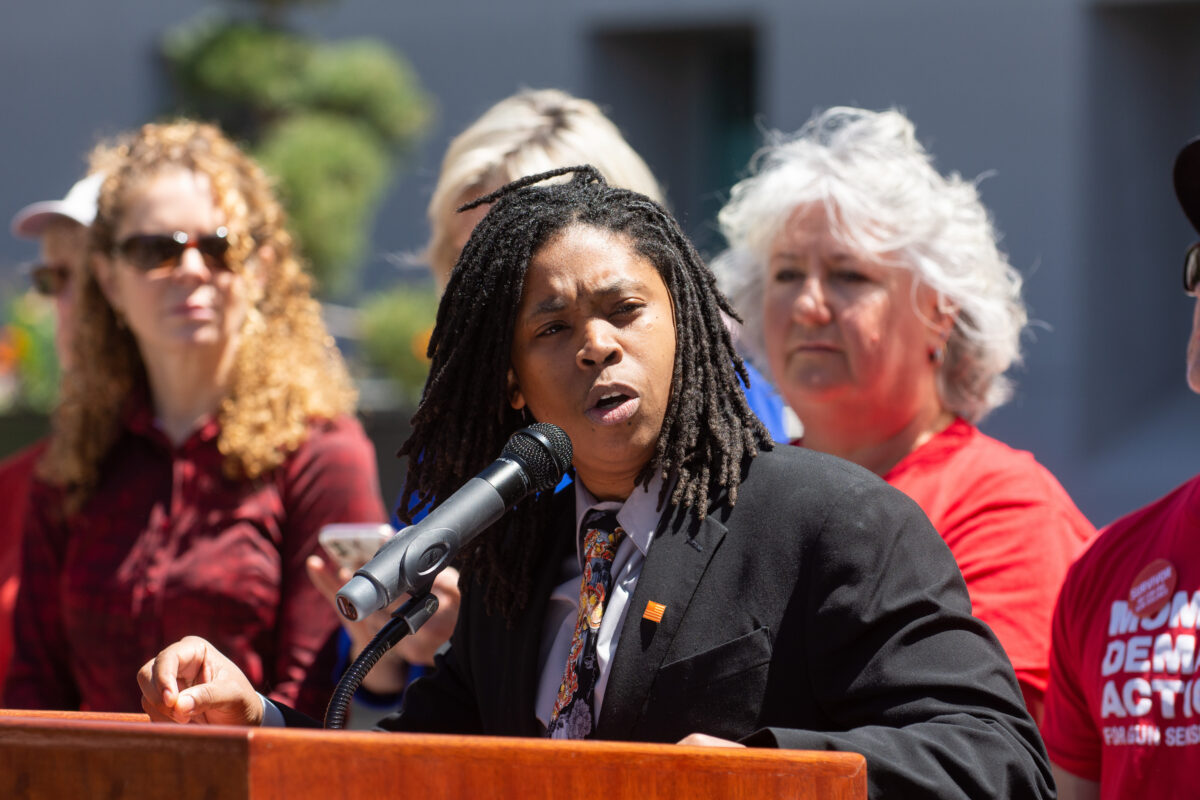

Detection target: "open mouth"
[586, 389, 640, 425]
[595, 392, 628, 410]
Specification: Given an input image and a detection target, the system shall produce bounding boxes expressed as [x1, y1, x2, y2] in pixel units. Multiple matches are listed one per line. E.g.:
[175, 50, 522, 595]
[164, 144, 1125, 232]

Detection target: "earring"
[520, 407, 530, 425]
[929, 346, 944, 365]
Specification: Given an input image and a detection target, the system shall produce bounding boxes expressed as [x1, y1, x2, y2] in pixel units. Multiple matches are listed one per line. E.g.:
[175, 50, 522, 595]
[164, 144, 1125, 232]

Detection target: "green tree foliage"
[161, 10, 431, 297]
[0, 294, 60, 413]
[256, 113, 391, 285]
[359, 283, 440, 408]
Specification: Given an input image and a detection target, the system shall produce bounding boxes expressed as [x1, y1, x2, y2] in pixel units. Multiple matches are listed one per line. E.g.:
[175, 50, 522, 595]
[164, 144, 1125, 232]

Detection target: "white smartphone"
[318, 523, 394, 571]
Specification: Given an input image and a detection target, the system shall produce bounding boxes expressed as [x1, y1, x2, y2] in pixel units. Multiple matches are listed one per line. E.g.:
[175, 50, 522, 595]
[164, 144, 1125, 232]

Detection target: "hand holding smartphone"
[318, 523, 393, 572]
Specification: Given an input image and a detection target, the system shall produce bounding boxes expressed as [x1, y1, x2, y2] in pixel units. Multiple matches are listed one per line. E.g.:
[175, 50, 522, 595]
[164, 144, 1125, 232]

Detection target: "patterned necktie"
[547, 508, 626, 739]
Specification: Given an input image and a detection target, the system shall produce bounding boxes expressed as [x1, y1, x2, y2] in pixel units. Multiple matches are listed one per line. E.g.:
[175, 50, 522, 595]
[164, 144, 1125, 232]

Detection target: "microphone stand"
[323, 590, 440, 730]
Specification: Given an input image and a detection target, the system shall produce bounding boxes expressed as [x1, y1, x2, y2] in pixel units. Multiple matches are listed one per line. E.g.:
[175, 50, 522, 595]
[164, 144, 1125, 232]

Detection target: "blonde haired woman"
[424, 88, 663, 287]
[5, 121, 385, 716]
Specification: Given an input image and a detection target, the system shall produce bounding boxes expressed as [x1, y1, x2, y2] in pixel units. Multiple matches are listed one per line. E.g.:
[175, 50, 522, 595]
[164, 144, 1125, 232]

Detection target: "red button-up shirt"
[5, 406, 385, 718]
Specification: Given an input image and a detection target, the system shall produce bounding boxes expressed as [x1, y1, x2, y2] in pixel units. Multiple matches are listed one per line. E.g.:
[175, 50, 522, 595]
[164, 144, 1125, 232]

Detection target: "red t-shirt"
[4, 410, 385, 719]
[880, 419, 1096, 701]
[1043, 474, 1200, 797]
[0, 440, 46, 691]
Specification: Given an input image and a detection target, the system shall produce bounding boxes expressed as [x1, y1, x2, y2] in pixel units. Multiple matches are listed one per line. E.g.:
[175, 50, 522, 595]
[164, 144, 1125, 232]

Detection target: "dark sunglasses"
[1186, 243, 1200, 295]
[114, 227, 231, 273]
[29, 263, 71, 296]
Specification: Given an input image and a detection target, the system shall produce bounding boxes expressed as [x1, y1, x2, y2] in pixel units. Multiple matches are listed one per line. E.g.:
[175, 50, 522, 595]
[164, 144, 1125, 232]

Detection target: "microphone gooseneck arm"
[324, 592, 439, 729]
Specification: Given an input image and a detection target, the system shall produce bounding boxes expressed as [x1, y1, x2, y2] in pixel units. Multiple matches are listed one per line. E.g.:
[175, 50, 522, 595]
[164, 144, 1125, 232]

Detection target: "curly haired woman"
[4, 121, 385, 717]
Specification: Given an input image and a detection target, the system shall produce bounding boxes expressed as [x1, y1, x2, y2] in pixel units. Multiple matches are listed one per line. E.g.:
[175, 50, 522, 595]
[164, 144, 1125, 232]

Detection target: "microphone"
[335, 423, 572, 621]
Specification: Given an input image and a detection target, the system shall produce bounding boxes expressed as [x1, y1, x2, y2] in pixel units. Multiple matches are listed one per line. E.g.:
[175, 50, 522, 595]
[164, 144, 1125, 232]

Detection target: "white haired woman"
[713, 106, 1095, 724]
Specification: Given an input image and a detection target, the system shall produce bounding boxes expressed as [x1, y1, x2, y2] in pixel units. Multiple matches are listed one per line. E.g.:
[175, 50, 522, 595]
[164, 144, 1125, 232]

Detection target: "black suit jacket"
[368, 446, 1052, 798]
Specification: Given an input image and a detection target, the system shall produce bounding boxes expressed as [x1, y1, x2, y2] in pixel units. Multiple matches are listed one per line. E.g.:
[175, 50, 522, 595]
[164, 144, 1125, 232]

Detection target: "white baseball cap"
[10, 172, 105, 239]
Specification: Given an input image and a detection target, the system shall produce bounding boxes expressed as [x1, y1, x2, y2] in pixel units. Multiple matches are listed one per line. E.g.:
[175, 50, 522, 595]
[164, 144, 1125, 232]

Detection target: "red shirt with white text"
[1044, 474, 1200, 798]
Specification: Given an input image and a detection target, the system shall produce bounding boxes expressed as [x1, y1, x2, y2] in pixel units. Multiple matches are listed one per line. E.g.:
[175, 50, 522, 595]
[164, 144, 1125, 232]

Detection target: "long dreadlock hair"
[398, 166, 771, 617]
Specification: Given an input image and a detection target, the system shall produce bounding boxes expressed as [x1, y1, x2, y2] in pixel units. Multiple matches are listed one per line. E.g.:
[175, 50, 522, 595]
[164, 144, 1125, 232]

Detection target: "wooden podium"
[0, 709, 866, 799]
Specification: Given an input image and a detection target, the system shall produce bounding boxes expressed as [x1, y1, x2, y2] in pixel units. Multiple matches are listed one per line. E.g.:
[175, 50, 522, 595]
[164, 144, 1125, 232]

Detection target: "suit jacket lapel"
[498, 489, 576, 735]
[595, 502, 728, 738]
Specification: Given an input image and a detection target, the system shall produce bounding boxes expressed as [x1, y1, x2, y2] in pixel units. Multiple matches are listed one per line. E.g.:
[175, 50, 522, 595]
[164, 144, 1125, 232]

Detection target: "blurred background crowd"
[4, 6, 1200, 793]
[2, 0, 1198, 531]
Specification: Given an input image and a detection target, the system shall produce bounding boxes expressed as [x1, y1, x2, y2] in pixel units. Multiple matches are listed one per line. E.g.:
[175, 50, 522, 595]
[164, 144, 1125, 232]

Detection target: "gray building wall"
[1, 0, 1197, 527]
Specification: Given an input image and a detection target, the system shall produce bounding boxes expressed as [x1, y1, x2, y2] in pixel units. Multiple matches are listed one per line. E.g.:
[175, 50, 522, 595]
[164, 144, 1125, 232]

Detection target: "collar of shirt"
[122, 383, 221, 452]
[571, 475, 663, 564]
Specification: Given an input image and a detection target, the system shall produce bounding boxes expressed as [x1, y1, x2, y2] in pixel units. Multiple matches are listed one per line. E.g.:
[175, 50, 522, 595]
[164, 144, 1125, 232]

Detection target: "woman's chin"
[783, 378, 855, 410]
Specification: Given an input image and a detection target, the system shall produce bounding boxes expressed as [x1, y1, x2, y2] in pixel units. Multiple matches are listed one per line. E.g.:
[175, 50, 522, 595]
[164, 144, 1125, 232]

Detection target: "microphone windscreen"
[503, 423, 572, 491]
